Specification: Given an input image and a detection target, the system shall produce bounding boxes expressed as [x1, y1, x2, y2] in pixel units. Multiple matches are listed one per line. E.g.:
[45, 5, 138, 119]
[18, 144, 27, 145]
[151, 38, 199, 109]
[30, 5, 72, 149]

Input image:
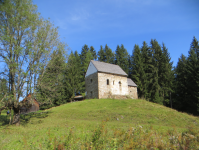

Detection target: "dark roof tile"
[91, 60, 127, 76]
[127, 78, 137, 87]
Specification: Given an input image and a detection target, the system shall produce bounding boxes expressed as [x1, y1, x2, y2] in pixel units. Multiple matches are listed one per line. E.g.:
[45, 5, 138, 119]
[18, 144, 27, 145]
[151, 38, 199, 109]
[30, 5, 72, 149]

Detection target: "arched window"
[119, 81, 121, 85]
[107, 79, 109, 85]
[119, 81, 122, 91]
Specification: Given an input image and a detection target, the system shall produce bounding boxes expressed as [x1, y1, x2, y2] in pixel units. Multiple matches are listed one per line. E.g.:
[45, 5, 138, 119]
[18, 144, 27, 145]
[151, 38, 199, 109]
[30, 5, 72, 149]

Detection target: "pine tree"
[140, 41, 151, 100]
[97, 44, 114, 63]
[186, 37, 199, 114]
[37, 49, 67, 105]
[191, 36, 199, 58]
[160, 43, 174, 105]
[115, 44, 129, 74]
[80, 44, 90, 67]
[150, 39, 162, 104]
[174, 37, 199, 115]
[97, 45, 106, 62]
[174, 54, 188, 111]
[131, 44, 145, 98]
[65, 51, 84, 101]
[90, 46, 97, 60]
[104, 44, 115, 64]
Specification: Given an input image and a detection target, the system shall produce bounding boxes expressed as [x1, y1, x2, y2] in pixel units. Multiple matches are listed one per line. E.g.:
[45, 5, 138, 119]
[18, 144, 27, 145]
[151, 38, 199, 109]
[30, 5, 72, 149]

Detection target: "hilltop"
[0, 99, 199, 149]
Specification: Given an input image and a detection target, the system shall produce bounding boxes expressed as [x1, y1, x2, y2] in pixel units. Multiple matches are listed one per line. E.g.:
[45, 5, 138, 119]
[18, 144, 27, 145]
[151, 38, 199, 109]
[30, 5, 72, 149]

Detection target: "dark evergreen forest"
[1, 37, 199, 115]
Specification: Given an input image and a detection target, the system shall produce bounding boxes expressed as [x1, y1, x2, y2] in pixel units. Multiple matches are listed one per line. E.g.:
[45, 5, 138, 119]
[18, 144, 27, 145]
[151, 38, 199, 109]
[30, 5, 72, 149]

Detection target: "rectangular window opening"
[107, 79, 109, 85]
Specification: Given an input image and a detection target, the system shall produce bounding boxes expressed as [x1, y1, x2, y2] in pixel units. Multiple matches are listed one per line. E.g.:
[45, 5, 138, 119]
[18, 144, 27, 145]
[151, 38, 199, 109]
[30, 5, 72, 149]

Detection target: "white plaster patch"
[85, 61, 97, 77]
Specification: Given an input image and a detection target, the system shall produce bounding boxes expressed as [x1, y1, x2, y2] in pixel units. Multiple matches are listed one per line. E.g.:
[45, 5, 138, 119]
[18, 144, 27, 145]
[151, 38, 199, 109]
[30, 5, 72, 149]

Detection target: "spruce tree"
[115, 44, 129, 74]
[174, 54, 188, 111]
[37, 49, 67, 105]
[131, 44, 145, 98]
[90, 46, 97, 60]
[97, 45, 106, 62]
[150, 39, 162, 104]
[174, 37, 199, 115]
[80, 44, 90, 69]
[140, 41, 151, 100]
[186, 37, 199, 114]
[104, 44, 115, 64]
[97, 44, 114, 63]
[65, 51, 84, 101]
[160, 43, 174, 105]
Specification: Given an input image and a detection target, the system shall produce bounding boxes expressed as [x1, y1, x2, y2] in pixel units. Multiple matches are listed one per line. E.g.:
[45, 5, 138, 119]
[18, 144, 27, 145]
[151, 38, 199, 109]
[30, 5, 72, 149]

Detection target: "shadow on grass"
[0, 114, 10, 126]
[0, 111, 52, 127]
[20, 111, 52, 126]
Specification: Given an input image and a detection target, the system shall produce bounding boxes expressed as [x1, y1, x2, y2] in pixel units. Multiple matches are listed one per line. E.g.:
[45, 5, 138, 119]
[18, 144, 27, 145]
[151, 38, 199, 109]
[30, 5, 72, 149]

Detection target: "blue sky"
[33, 0, 199, 67]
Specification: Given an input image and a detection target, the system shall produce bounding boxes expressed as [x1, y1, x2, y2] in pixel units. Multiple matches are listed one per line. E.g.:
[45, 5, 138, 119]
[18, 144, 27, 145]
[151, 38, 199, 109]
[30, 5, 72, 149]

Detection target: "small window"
[119, 81, 121, 85]
[107, 79, 109, 85]
[91, 91, 93, 97]
[90, 79, 92, 83]
[113, 81, 114, 85]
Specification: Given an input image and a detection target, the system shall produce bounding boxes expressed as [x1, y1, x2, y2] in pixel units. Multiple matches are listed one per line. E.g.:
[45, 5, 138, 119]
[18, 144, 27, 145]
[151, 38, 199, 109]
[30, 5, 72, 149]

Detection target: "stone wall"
[98, 73, 129, 99]
[128, 86, 138, 99]
[85, 72, 98, 99]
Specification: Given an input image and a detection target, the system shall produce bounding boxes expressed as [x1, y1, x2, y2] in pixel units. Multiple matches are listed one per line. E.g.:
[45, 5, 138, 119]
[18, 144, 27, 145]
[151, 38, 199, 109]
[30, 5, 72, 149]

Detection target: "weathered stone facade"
[85, 72, 135, 99]
[85, 60, 138, 99]
[85, 72, 98, 99]
[98, 72, 129, 99]
[128, 86, 138, 99]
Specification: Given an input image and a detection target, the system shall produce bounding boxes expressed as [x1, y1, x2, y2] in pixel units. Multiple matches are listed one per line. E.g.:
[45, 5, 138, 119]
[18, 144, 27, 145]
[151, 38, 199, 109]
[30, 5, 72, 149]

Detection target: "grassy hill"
[0, 99, 199, 149]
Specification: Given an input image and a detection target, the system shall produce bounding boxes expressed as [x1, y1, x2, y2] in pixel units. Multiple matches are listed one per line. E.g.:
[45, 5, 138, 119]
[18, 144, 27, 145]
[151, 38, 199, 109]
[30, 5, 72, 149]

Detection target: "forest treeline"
[37, 37, 198, 115]
[0, 0, 198, 120]
[0, 37, 199, 115]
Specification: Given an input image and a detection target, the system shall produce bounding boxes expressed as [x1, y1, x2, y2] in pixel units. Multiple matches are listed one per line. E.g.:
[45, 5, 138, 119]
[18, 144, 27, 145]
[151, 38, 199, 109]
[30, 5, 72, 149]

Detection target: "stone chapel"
[85, 60, 138, 99]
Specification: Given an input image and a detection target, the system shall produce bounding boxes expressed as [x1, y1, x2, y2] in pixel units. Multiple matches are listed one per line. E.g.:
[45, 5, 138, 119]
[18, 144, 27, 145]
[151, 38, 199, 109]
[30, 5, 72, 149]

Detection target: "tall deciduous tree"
[0, 0, 67, 125]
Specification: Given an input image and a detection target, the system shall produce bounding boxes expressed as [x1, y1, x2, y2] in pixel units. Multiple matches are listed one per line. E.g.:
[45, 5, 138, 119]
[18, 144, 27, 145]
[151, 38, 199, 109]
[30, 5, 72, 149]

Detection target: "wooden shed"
[20, 94, 39, 114]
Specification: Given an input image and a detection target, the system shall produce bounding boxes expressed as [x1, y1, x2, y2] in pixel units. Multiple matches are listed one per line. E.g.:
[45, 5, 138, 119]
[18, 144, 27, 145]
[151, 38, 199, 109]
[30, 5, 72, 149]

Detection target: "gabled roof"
[127, 78, 137, 87]
[91, 60, 128, 76]
[21, 94, 39, 106]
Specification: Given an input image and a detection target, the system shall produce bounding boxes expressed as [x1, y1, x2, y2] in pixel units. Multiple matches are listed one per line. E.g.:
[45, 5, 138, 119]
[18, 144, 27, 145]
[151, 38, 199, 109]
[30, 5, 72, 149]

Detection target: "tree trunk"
[9, 108, 12, 125]
[12, 108, 20, 126]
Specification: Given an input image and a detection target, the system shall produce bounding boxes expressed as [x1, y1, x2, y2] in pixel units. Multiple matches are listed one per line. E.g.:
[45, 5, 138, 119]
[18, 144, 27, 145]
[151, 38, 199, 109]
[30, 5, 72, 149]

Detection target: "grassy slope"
[0, 99, 199, 149]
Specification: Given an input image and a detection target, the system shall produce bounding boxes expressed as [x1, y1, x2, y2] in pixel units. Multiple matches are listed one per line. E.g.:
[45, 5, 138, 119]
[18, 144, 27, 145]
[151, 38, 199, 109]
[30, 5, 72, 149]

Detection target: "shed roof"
[91, 60, 128, 76]
[127, 78, 137, 87]
[21, 94, 39, 106]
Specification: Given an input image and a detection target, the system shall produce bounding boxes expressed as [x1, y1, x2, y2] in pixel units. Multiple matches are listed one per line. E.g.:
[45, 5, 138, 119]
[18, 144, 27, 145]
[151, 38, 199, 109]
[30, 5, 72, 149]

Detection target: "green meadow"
[0, 99, 199, 149]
